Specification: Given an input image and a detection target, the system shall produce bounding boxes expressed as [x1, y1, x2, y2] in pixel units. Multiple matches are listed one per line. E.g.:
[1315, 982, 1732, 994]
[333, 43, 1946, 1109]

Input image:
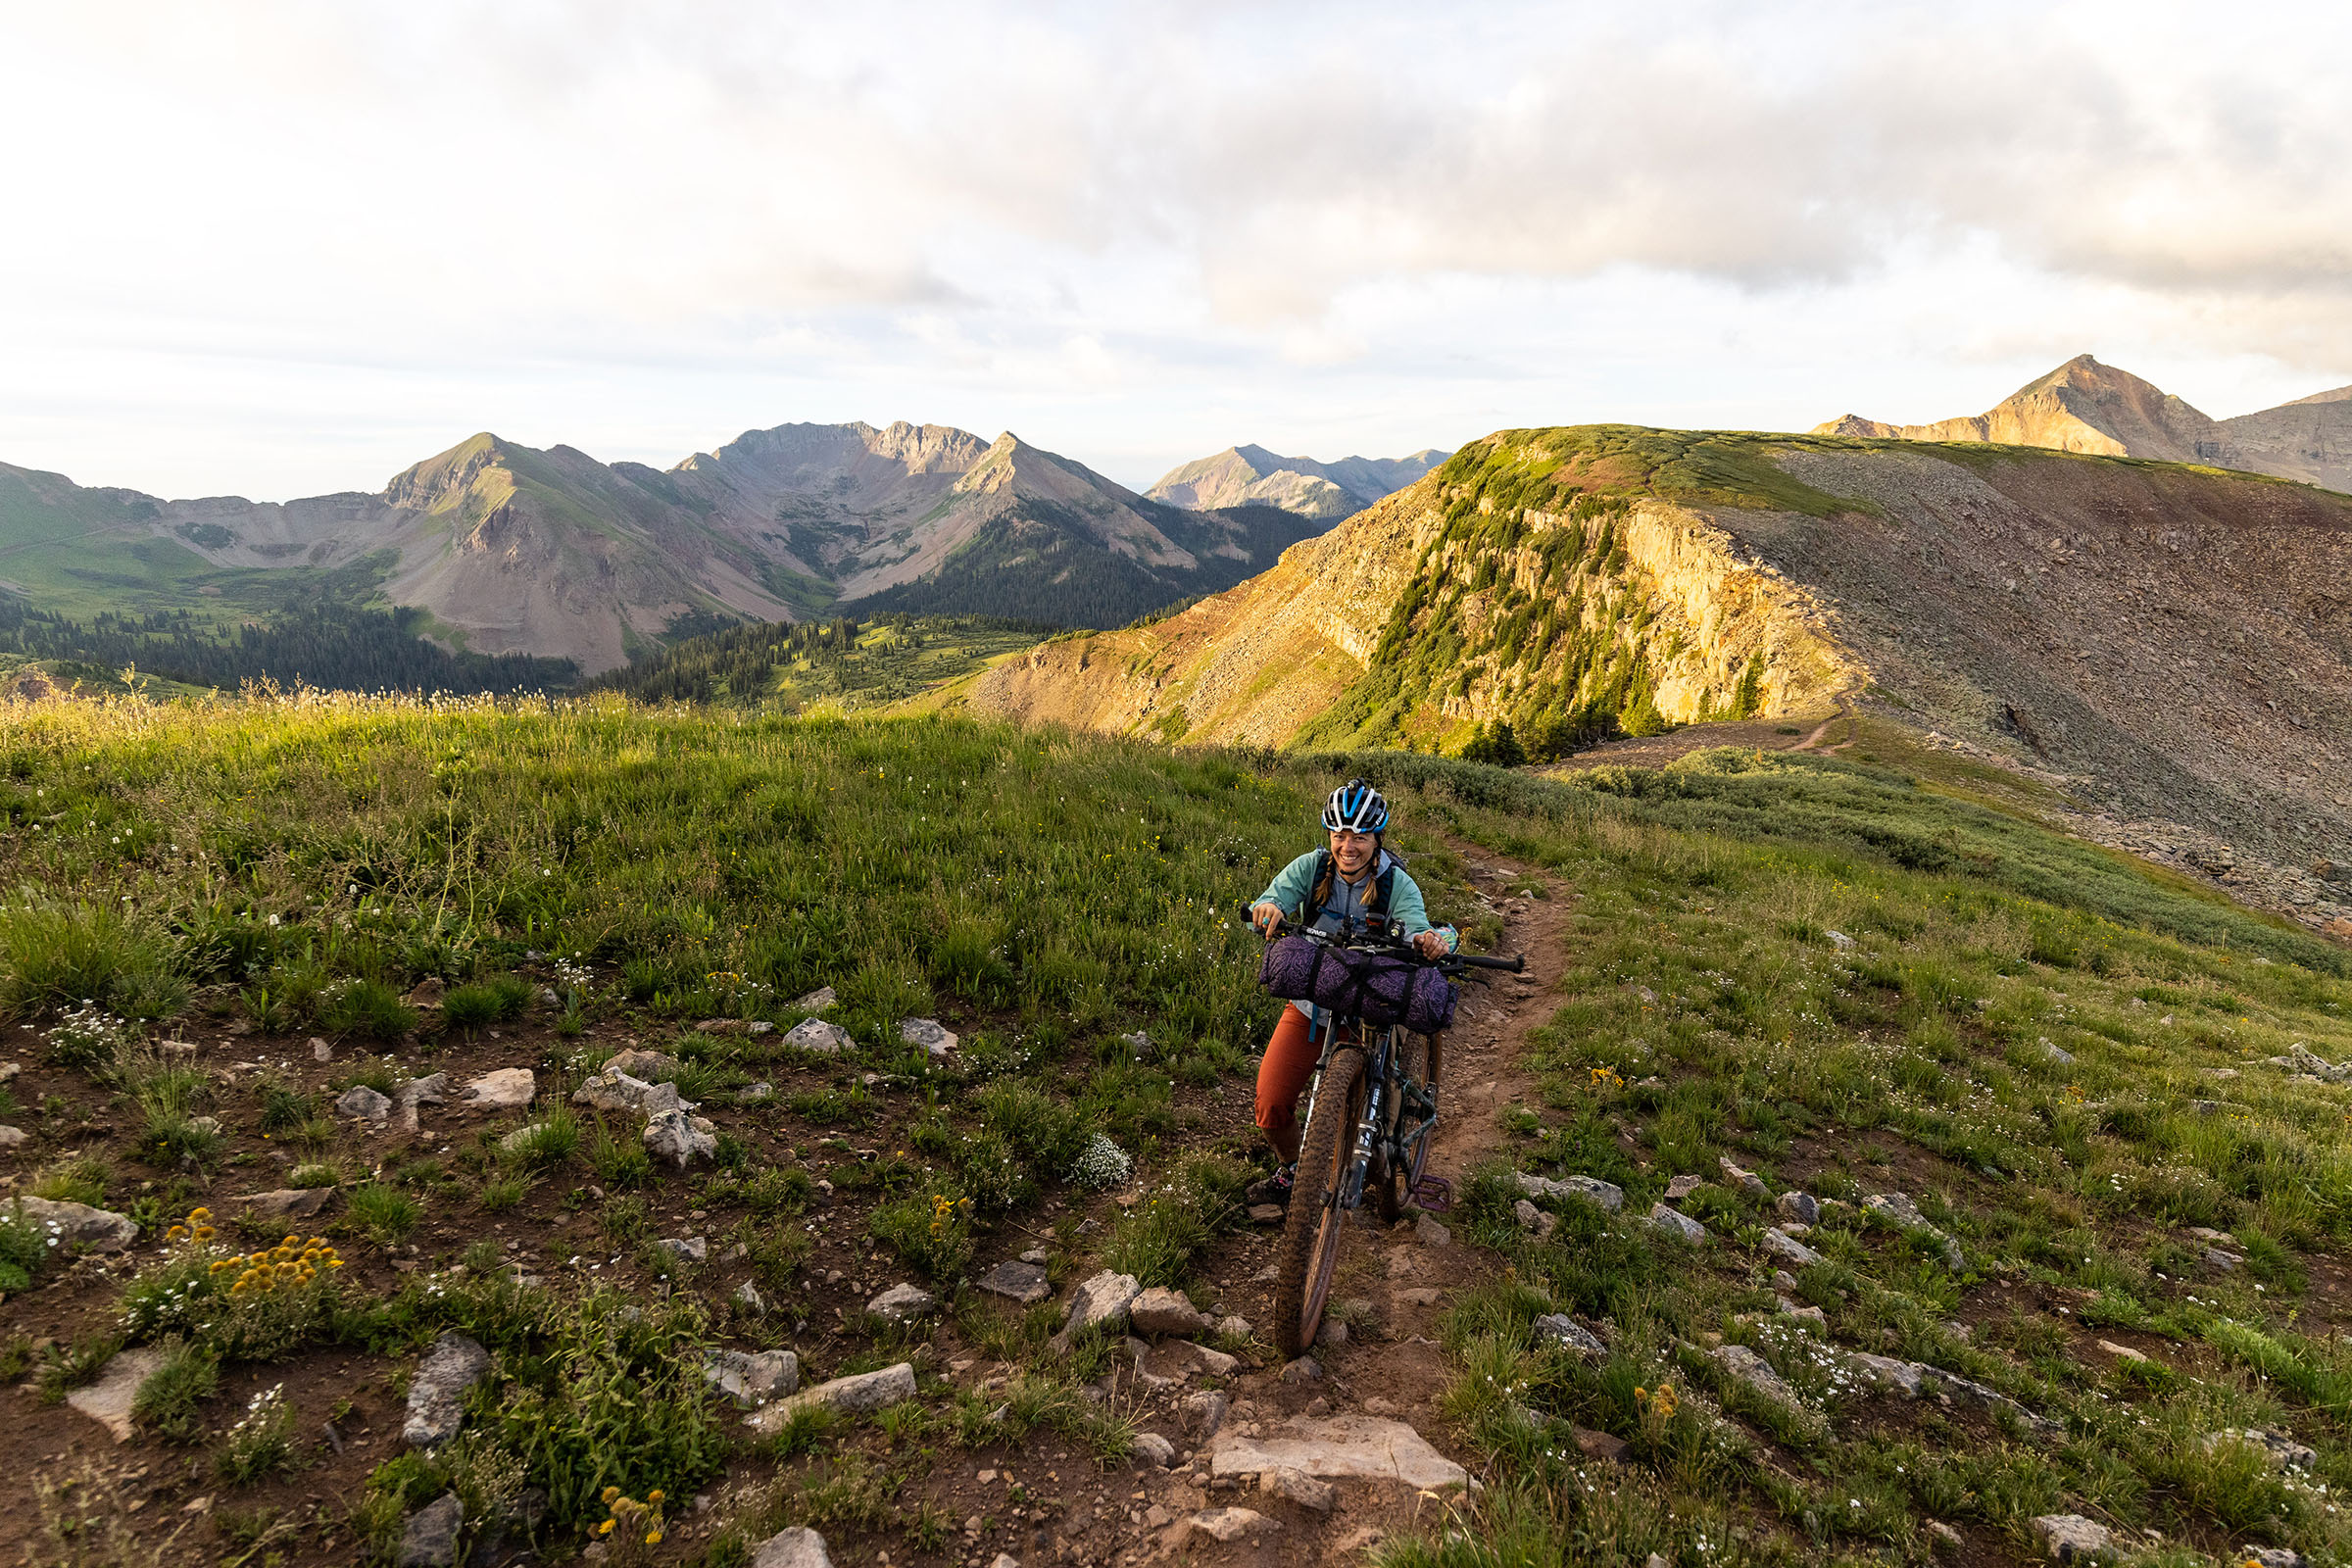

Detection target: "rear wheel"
[1273, 1046, 1368, 1359]
[1373, 1031, 1433, 1224]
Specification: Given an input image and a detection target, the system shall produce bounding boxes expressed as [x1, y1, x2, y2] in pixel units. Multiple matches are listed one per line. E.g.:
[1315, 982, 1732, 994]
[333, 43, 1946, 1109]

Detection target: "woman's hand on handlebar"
[1411, 929, 1447, 959]
[1250, 902, 1285, 940]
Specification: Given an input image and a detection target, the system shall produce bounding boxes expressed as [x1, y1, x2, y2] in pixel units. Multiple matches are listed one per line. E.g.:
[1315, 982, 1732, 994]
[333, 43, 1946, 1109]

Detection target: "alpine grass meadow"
[0, 687, 2346, 1567]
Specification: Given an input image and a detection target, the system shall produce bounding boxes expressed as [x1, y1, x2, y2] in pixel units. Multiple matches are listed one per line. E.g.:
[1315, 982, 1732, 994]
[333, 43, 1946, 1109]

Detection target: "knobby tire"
[1274, 1045, 1367, 1360]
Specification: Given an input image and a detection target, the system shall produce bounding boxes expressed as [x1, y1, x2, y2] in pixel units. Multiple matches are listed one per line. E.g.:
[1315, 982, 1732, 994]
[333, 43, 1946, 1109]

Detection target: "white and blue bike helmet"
[1321, 778, 1390, 835]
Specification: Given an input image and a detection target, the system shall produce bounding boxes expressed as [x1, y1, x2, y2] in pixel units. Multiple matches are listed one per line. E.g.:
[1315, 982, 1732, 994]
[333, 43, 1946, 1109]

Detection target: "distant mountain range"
[1817, 354, 2352, 492]
[1145, 444, 1448, 520]
[0, 422, 1333, 674]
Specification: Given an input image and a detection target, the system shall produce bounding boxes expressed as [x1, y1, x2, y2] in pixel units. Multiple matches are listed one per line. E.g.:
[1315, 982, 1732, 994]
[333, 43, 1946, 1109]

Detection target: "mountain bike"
[1247, 913, 1524, 1358]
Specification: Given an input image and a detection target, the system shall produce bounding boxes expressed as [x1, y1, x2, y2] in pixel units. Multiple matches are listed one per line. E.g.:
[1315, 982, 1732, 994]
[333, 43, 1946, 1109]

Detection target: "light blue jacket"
[1255, 849, 1443, 1020]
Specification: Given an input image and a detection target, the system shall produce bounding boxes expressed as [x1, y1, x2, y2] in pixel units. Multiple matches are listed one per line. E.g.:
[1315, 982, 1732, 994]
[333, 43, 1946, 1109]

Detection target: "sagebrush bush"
[868, 1183, 975, 1281]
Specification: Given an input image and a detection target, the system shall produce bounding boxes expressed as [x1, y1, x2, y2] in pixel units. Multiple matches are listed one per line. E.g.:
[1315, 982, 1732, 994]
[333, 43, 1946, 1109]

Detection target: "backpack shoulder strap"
[1306, 849, 1335, 922]
[1371, 862, 1396, 916]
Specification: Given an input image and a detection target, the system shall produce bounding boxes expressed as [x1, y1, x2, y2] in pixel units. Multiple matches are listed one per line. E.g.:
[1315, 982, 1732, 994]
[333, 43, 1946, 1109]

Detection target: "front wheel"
[1273, 1046, 1368, 1359]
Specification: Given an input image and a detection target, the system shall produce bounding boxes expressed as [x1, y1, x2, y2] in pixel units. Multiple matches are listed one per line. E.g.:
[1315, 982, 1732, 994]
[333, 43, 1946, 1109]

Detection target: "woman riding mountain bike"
[1245, 779, 1456, 1207]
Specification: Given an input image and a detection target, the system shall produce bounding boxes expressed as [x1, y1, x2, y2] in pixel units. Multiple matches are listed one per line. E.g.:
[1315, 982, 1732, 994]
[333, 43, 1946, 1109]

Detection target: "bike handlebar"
[1238, 906, 1526, 973]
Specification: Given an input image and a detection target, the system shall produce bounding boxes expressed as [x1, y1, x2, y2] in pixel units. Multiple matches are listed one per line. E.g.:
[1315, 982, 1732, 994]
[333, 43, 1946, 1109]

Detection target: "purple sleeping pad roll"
[1257, 934, 1456, 1034]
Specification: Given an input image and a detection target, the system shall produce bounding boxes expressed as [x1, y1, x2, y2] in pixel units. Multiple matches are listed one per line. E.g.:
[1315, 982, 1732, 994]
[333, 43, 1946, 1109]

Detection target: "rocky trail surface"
[925, 853, 1573, 1568]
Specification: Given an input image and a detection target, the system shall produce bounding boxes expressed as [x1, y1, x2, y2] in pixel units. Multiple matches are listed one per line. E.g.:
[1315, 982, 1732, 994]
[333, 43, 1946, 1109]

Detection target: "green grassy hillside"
[0, 698, 2345, 1566]
[588, 613, 1054, 710]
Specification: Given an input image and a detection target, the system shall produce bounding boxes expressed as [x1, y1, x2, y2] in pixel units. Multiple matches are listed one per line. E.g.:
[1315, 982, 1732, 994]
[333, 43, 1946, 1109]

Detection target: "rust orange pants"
[1254, 1006, 1362, 1136]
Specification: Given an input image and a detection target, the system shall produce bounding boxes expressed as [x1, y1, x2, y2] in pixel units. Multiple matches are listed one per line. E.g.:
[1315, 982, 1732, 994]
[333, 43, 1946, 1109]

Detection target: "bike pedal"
[1411, 1175, 1454, 1213]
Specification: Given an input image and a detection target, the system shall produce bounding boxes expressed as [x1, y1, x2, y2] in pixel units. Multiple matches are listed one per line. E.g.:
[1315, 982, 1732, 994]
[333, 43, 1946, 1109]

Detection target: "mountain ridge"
[1819, 353, 2352, 493]
[1146, 443, 1447, 519]
[0, 420, 1321, 674]
[966, 424, 2352, 936]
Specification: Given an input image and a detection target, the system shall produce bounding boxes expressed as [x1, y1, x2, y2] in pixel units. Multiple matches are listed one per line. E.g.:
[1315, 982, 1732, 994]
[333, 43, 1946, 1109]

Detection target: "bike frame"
[1297, 1005, 1430, 1216]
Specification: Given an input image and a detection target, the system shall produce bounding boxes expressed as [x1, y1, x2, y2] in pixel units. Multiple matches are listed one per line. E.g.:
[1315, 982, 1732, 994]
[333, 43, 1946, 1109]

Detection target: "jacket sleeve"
[1256, 851, 1322, 917]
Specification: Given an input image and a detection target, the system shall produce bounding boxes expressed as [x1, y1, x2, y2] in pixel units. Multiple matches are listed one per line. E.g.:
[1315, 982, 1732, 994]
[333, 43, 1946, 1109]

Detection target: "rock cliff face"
[1819, 354, 2352, 494]
[970, 425, 2352, 934]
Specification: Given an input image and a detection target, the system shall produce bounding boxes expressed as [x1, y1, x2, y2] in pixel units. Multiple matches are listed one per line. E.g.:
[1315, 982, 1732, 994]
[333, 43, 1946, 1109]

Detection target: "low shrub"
[0, 1200, 52, 1291]
[0, 902, 172, 1019]
[868, 1183, 975, 1281]
[216, 1384, 296, 1485]
[587, 1120, 652, 1188]
[476, 1289, 730, 1530]
[131, 1336, 219, 1441]
[502, 1108, 580, 1172]
[29, 1152, 110, 1207]
[348, 1184, 422, 1245]
[121, 1211, 349, 1362]
[442, 974, 534, 1032]
[318, 978, 416, 1041]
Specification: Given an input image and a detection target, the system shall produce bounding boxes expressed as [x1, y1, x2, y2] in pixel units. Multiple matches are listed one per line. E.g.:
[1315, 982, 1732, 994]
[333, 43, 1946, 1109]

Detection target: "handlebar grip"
[1459, 954, 1525, 971]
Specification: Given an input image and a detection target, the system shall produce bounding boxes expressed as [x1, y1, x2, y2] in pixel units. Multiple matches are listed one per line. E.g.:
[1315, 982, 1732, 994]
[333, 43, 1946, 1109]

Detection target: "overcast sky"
[4, 0, 2349, 501]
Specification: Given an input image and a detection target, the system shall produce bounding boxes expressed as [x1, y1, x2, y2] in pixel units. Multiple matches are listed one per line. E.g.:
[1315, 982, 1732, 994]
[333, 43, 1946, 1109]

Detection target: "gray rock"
[1316, 1319, 1348, 1348]
[658, 1236, 709, 1264]
[1129, 1286, 1209, 1336]
[1926, 1520, 1963, 1555]
[242, 1187, 334, 1220]
[1532, 1314, 1605, 1357]
[704, 1348, 799, 1408]
[1711, 1344, 1801, 1407]
[1120, 1030, 1155, 1060]
[868, 1283, 938, 1322]
[571, 1068, 688, 1116]
[1775, 1191, 1820, 1225]
[1718, 1156, 1770, 1198]
[1513, 1171, 1625, 1212]
[1664, 1173, 1705, 1201]
[336, 1085, 393, 1121]
[12, 1196, 138, 1252]
[1847, 1352, 1927, 1397]
[398, 1072, 451, 1106]
[2030, 1514, 2116, 1563]
[978, 1258, 1052, 1305]
[461, 1068, 535, 1109]
[1061, 1270, 1143, 1336]
[789, 987, 837, 1013]
[399, 1493, 465, 1568]
[733, 1281, 767, 1313]
[781, 1017, 853, 1054]
[1187, 1507, 1279, 1543]
[64, 1346, 167, 1440]
[0, 1125, 24, 1149]
[1264, 1465, 1335, 1511]
[1864, 1192, 1931, 1229]
[1208, 1412, 1466, 1489]
[898, 1017, 958, 1057]
[1415, 1212, 1451, 1248]
[1513, 1199, 1558, 1240]
[1177, 1390, 1229, 1441]
[1826, 929, 1856, 950]
[2040, 1039, 2076, 1066]
[1279, 1355, 1322, 1385]
[1217, 1314, 1253, 1340]
[403, 1333, 492, 1448]
[738, 1082, 774, 1102]
[2245, 1549, 2305, 1568]
[1648, 1203, 1707, 1244]
[745, 1363, 915, 1432]
[644, 1107, 716, 1168]
[1761, 1228, 1822, 1267]
[1192, 1344, 1241, 1377]
[750, 1525, 834, 1568]
[605, 1047, 680, 1079]
[1132, 1431, 1176, 1467]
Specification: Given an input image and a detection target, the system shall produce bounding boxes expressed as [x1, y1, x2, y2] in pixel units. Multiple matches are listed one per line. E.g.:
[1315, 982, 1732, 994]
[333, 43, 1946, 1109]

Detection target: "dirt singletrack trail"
[1136, 847, 1577, 1565]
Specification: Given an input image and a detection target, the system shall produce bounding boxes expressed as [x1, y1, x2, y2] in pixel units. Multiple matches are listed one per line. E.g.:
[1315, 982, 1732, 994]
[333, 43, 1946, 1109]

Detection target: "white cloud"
[0, 0, 2348, 498]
